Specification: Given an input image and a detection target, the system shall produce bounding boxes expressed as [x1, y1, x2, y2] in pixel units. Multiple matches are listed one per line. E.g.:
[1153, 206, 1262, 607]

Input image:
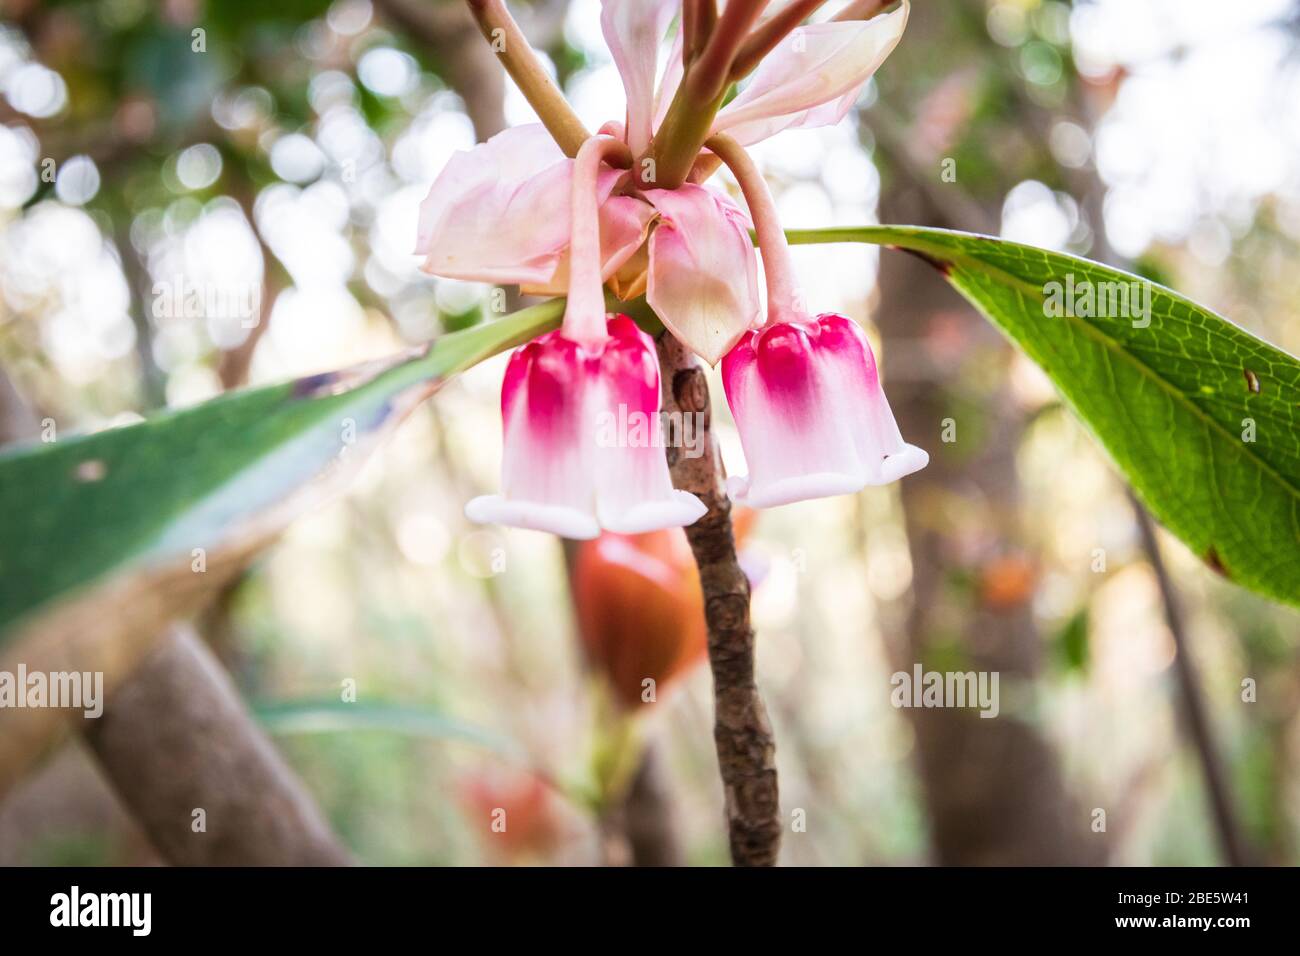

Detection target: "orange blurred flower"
[458, 770, 563, 858]
[978, 553, 1038, 611]
[573, 511, 757, 710]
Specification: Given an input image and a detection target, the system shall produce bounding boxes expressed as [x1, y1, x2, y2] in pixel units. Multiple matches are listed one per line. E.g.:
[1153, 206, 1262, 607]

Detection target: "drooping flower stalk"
[430, 0, 910, 358]
[681, 0, 717, 64]
[694, 1, 770, 92]
[647, 0, 768, 188]
[564, 136, 633, 345]
[705, 132, 806, 325]
[729, 0, 827, 79]
[708, 140, 926, 509]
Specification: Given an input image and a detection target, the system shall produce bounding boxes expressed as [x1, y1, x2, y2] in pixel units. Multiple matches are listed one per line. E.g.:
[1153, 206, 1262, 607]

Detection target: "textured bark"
[81, 625, 352, 866]
[656, 333, 780, 866]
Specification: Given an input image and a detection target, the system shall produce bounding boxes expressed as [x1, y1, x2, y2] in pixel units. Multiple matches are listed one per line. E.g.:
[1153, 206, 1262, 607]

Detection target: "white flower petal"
[711, 2, 909, 145]
[601, 0, 678, 154]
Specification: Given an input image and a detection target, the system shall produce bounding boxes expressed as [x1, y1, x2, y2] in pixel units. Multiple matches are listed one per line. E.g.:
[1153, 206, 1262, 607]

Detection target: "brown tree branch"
[656, 333, 781, 866]
[1129, 495, 1252, 866]
[81, 625, 353, 866]
[217, 184, 284, 390]
[619, 741, 686, 866]
[373, 0, 508, 139]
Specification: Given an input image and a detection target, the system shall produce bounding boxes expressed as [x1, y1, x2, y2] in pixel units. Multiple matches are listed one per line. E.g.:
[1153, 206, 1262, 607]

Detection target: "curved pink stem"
[706, 133, 806, 326]
[563, 136, 633, 345]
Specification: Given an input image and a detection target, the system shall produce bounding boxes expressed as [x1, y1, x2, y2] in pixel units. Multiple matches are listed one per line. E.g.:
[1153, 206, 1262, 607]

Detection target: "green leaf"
[254, 699, 522, 757]
[254, 699, 597, 808]
[1053, 609, 1090, 675]
[0, 299, 562, 666]
[788, 225, 1300, 608]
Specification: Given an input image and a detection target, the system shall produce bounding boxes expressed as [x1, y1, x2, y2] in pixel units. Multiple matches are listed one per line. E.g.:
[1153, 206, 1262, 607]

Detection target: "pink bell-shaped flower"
[723, 313, 927, 508]
[699, 131, 926, 510]
[417, 1, 911, 368]
[466, 315, 705, 538]
[466, 135, 705, 539]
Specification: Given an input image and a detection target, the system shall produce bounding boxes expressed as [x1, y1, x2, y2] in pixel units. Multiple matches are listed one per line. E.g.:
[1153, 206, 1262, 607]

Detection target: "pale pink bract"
[415, 1, 911, 365]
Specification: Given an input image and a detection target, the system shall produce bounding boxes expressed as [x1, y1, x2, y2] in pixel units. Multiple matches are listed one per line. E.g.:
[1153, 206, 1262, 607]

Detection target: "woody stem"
[564, 136, 633, 345]
[655, 333, 781, 867]
[705, 134, 803, 324]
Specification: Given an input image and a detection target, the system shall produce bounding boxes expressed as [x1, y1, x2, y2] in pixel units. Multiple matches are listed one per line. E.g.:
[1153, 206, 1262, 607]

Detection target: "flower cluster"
[417, 0, 925, 538]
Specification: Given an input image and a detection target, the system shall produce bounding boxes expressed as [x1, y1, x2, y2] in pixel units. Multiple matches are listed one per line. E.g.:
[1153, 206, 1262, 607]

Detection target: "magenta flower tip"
[466, 314, 706, 538]
[722, 312, 927, 509]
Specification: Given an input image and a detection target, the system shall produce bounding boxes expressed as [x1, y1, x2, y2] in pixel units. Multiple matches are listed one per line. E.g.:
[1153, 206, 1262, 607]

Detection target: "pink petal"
[466, 332, 601, 538]
[711, 2, 909, 146]
[520, 195, 657, 297]
[601, 0, 678, 155]
[593, 316, 707, 532]
[721, 313, 926, 508]
[416, 124, 619, 286]
[643, 185, 761, 365]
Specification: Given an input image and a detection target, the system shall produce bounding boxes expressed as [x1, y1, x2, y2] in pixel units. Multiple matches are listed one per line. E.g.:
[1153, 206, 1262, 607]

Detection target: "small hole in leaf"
[74, 459, 107, 482]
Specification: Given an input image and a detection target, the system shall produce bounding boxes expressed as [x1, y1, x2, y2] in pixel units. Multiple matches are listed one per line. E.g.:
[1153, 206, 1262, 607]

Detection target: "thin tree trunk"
[619, 741, 686, 866]
[597, 740, 686, 866]
[1130, 497, 1251, 865]
[876, 176, 1101, 867]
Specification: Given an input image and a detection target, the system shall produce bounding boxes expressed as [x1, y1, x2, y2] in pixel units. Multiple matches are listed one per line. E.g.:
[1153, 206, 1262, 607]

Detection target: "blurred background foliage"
[1, 0, 1299, 865]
